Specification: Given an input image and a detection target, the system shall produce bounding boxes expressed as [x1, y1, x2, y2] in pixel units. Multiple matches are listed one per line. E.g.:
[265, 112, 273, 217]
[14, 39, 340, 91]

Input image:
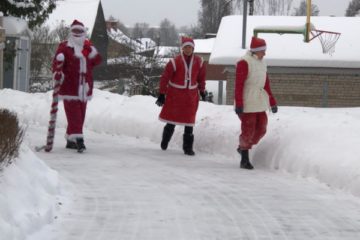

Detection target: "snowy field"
[1, 88, 360, 239]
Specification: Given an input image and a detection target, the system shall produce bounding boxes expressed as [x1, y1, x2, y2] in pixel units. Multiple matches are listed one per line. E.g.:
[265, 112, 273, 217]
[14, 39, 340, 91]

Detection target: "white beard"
[68, 33, 86, 58]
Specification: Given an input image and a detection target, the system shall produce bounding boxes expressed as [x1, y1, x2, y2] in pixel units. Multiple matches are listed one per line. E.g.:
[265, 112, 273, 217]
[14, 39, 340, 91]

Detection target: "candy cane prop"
[35, 73, 62, 152]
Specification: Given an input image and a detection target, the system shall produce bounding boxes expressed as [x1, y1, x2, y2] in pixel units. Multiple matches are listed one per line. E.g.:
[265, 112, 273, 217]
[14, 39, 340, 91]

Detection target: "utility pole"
[241, 0, 248, 49]
[0, 13, 5, 89]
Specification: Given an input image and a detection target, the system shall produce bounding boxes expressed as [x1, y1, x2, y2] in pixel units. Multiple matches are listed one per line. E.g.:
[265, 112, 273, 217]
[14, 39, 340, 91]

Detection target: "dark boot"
[66, 140, 77, 149]
[237, 148, 254, 170]
[76, 138, 86, 153]
[161, 125, 174, 150]
[183, 134, 195, 156]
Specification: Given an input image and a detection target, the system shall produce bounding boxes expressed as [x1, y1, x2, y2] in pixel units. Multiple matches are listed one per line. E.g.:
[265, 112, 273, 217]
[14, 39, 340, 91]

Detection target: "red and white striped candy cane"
[35, 72, 63, 152]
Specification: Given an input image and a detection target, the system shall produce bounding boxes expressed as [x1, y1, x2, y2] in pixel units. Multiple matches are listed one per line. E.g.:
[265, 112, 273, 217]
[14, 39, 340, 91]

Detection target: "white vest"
[242, 52, 270, 113]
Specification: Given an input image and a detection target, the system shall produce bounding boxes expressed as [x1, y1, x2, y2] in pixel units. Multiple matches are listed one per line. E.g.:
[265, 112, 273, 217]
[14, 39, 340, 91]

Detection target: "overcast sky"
[101, 0, 352, 28]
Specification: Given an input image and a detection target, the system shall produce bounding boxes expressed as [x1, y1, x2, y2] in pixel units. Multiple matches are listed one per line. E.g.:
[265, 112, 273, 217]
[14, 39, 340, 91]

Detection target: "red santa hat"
[250, 36, 266, 52]
[181, 36, 195, 48]
[70, 19, 85, 32]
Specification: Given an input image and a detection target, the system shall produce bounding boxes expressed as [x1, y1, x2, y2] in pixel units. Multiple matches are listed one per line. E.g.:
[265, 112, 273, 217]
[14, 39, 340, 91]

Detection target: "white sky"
[101, 0, 352, 27]
[1, 88, 360, 238]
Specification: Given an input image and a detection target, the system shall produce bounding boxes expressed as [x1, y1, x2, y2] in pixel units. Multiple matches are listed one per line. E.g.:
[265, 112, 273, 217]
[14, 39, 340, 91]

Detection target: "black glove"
[235, 107, 243, 115]
[155, 94, 165, 106]
[271, 105, 278, 113]
[200, 91, 207, 101]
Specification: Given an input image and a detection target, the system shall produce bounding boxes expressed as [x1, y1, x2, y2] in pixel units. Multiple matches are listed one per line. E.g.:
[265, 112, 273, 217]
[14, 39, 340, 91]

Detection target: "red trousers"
[238, 112, 268, 150]
[63, 100, 87, 141]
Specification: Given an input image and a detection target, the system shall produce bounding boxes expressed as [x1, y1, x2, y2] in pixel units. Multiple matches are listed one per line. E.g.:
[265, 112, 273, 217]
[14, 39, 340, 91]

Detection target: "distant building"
[210, 16, 360, 107]
[194, 38, 227, 105]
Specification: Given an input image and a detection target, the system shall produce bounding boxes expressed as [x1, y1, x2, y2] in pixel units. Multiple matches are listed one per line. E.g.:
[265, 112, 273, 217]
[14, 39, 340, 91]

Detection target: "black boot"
[76, 138, 86, 153]
[161, 125, 174, 150]
[237, 148, 254, 170]
[66, 140, 77, 149]
[183, 134, 195, 156]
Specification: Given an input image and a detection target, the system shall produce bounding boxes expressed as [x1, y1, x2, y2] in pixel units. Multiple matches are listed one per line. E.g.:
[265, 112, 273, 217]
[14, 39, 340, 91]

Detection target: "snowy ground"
[1, 88, 360, 239]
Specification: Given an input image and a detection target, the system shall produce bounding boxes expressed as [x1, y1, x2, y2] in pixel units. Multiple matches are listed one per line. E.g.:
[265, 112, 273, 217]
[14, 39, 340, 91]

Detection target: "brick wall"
[225, 67, 360, 107]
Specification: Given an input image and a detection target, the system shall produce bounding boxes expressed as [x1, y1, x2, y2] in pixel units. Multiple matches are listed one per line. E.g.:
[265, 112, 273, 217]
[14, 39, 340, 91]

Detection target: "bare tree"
[108, 16, 130, 36]
[293, 0, 319, 16]
[159, 18, 178, 46]
[30, 25, 57, 92]
[30, 22, 71, 92]
[198, 0, 233, 35]
[233, 0, 294, 16]
[53, 20, 69, 42]
[346, 0, 360, 16]
[132, 22, 150, 39]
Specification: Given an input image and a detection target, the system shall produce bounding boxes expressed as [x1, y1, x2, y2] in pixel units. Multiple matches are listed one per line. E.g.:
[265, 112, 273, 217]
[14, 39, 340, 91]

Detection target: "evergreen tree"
[346, 0, 360, 16]
[0, 0, 57, 29]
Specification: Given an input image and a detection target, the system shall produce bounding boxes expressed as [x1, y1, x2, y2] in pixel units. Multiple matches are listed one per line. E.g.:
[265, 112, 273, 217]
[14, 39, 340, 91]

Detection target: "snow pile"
[1, 88, 360, 198]
[0, 146, 59, 239]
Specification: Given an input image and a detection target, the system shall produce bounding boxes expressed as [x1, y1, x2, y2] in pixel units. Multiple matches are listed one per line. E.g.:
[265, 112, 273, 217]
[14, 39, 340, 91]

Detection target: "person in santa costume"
[52, 19, 102, 153]
[235, 36, 278, 169]
[156, 36, 206, 155]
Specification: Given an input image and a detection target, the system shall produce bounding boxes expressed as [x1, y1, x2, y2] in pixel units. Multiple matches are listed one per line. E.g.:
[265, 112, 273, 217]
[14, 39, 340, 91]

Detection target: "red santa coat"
[159, 53, 206, 126]
[52, 39, 102, 101]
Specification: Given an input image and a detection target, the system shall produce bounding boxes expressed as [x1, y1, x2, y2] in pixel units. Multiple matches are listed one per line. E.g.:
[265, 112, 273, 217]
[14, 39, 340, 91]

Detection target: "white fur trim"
[56, 53, 65, 61]
[79, 57, 87, 73]
[66, 133, 84, 141]
[181, 42, 195, 49]
[59, 95, 92, 102]
[159, 117, 195, 127]
[89, 46, 98, 59]
[250, 46, 267, 52]
[70, 25, 86, 32]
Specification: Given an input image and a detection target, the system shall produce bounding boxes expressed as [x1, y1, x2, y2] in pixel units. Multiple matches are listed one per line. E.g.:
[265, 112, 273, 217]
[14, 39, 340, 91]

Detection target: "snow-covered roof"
[45, 0, 100, 35]
[3, 16, 31, 37]
[210, 16, 360, 68]
[194, 38, 215, 54]
[108, 28, 142, 51]
[154, 46, 179, 57]
[137, 38, 157, 50]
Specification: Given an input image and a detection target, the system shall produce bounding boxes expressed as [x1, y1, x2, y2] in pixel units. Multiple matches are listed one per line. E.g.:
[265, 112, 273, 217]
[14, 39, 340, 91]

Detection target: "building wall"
[225, 67, 360, 107]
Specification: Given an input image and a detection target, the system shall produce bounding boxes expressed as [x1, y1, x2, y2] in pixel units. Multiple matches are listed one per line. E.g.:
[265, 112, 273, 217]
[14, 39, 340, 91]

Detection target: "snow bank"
[0, 145, 59, 239]
[1, 88, 360, 200]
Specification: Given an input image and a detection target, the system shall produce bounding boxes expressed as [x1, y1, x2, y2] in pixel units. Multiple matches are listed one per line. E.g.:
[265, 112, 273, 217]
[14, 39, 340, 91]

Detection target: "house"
[194, 37, 227, 104]
[209, 15, 360, 107]
[106, 20, 142, 58]
[2, 16, 32, 92]
[45, 0, 108, 79]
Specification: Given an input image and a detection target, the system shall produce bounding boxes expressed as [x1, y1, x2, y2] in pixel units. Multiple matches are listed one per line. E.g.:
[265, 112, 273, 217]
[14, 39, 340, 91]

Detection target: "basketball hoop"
[310, 29, 341, 55]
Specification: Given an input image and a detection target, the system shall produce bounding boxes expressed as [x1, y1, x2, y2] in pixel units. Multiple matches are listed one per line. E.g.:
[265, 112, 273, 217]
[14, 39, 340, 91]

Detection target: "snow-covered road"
[27, 126, 360, 240]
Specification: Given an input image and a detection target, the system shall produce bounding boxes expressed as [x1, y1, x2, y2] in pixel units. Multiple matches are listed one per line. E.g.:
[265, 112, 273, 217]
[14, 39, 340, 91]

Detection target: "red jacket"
[52, 40, 102, 101]
[159, 53, 206, 126]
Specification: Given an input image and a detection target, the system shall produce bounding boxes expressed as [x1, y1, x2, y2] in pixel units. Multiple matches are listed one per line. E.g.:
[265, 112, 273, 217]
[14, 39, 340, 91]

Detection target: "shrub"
[0, 109, 24, 170]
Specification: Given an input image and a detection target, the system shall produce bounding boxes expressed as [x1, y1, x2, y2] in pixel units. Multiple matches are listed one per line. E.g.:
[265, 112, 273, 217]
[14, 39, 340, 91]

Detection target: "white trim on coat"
[66, 133, 84, 141]
[159, 117, 195, 127]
